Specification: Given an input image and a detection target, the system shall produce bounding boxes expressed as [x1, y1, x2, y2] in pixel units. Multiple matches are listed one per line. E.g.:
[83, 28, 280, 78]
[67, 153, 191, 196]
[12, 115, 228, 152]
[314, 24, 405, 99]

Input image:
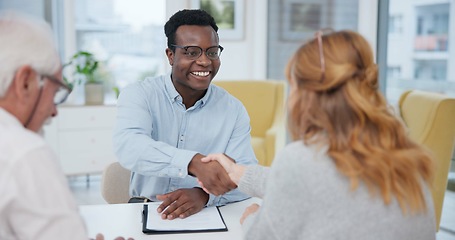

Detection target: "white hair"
[0, 10, 60, 97]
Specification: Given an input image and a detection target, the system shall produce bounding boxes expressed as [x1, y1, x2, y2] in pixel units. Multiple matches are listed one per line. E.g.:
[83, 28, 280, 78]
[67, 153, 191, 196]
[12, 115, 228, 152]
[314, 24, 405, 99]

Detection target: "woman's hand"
[240, 204, 260, 224]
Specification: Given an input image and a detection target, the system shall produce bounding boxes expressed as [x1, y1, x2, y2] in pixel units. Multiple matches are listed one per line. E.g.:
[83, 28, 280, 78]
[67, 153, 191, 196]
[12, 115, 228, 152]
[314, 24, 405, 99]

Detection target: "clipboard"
[142, 204, 228, 234]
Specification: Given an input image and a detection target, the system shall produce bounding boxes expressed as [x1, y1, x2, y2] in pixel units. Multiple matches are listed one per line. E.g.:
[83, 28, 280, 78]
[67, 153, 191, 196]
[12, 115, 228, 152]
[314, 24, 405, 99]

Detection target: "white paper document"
[144, 202, 227, 232]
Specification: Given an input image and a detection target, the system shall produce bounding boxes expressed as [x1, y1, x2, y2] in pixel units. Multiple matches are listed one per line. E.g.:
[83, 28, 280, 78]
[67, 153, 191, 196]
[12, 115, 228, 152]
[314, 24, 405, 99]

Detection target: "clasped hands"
[199, 153, 259, 224]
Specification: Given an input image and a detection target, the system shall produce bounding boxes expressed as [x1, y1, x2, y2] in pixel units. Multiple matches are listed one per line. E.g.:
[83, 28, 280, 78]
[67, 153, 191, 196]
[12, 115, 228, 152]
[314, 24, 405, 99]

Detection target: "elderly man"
[0, 11, 128, 240]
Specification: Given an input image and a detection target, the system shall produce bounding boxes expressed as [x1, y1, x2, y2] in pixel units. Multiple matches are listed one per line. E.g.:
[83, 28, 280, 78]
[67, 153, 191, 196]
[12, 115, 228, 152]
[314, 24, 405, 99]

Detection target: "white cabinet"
[44, 105, 117, 175]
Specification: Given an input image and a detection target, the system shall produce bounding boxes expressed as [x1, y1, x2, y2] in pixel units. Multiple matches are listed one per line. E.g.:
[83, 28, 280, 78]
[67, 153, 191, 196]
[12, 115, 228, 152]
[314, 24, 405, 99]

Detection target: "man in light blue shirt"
[113, 9, 257, 220]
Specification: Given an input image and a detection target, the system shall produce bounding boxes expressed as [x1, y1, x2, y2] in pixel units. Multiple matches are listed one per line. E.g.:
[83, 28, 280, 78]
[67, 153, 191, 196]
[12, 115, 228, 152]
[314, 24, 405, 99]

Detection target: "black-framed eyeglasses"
[171, 44, 224, 60]
[41, 75, 72, 105]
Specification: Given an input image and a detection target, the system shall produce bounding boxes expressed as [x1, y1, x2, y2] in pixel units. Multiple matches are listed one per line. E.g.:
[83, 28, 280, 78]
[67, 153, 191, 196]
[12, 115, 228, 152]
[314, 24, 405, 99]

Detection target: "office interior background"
[1, 0, 454, 239]
[2, 0, 454, 101]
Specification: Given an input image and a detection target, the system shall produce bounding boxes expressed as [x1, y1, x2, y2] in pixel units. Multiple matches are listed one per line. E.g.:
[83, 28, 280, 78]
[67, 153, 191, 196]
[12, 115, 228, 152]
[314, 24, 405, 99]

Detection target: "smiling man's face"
[166, 25, 220, 96]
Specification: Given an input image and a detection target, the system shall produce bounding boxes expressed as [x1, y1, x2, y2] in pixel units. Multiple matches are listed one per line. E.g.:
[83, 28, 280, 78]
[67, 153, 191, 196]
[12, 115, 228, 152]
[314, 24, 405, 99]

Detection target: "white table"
[80, 198, 260, 240]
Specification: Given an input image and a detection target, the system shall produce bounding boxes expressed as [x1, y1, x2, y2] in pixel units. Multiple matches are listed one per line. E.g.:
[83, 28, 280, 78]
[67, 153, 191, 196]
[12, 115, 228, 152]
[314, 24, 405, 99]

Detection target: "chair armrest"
[264, 107, 286, 166]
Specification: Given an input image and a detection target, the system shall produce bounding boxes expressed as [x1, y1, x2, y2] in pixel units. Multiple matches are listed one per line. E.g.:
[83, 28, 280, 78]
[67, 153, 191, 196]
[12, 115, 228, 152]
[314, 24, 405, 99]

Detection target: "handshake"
[156, 153, 249, 221]
[188, 153, 247, 196]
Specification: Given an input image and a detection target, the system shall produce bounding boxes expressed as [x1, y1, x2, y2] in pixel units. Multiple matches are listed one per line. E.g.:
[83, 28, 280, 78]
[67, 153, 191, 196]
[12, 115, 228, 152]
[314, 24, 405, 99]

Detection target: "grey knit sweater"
[239, 141, 436, 240]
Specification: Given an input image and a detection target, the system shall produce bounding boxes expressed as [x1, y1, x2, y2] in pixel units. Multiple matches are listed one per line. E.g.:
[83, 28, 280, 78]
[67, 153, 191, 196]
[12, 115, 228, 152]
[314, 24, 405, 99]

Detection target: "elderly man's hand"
[93, 233, 134, 240]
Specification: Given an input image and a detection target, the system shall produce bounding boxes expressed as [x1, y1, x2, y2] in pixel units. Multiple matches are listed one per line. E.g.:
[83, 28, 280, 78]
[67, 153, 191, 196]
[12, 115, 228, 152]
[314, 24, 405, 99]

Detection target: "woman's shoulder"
[280, 141, 328, 159]
[273, 141, 331, 170]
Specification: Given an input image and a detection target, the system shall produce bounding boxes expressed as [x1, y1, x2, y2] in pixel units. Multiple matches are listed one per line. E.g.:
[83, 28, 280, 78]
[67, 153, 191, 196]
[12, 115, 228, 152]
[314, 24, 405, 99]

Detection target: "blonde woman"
[201, 30, 436, 240]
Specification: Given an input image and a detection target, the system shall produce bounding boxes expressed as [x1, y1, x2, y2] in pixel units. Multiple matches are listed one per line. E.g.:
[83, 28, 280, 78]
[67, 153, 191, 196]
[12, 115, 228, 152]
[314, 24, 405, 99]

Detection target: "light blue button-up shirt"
[113, 74, 258, 206]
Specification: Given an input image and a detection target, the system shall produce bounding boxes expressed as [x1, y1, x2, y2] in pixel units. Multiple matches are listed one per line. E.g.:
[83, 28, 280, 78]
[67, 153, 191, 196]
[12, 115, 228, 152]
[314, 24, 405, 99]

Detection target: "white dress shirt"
[0, 108, 87, 240]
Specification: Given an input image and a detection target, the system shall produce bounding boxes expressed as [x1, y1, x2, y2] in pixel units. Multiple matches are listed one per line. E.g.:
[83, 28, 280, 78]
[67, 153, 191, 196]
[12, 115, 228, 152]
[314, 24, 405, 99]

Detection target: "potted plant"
[65, 51, 104, 105]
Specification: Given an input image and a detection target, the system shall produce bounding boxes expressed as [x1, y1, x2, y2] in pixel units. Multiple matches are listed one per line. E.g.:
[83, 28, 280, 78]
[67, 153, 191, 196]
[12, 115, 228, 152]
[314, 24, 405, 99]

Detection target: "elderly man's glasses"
[171, 44, 224, 60]
[41, 75, 71, 105]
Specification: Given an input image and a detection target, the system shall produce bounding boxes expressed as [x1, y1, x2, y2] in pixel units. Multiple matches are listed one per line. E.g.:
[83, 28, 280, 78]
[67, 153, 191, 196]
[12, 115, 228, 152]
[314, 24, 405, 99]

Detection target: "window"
[0, 0, 45, 19]
[387, 66, 401, 79]
[62, 0, 167, 102]
[417, 16, 424, 35]
[384, 1, 454, 103]
[413, 4, 450, 52]
[267, 0, 362, 81]
[414, 60, 447, 81]
[389, 15, 402, 34]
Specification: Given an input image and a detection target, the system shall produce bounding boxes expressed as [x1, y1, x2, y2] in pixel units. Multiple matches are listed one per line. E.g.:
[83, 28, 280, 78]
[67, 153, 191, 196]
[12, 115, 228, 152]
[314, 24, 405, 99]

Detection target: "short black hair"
[164, 9, 219, 51]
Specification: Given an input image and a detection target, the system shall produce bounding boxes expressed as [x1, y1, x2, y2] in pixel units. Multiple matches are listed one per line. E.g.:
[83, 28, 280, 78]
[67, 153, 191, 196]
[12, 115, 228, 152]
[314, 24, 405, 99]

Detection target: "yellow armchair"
[399, 90, 455, 230]
[214, 80, 287, 166]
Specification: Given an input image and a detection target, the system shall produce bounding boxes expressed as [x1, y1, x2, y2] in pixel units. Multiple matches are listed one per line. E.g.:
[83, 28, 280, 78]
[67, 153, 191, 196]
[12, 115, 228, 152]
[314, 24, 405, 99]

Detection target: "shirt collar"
[0, 107, 24, 128]
[164, 74, 213, 108]
[164, 74, 180, 102]
[199, 85, 212, 108]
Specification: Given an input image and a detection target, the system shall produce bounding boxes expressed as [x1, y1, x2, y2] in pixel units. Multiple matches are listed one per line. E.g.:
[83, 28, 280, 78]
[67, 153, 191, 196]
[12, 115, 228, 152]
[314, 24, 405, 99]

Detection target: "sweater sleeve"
[238, 165, 269, 198]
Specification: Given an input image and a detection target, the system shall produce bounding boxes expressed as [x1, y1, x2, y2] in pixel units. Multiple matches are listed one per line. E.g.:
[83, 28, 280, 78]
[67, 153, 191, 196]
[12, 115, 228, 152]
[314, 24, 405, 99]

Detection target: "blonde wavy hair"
[285, 30, 434, 213]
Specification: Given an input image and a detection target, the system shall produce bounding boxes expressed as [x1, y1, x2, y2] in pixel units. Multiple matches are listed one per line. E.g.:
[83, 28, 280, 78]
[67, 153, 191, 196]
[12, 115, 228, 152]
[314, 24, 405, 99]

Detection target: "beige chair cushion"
[101, 162, 131, 204]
